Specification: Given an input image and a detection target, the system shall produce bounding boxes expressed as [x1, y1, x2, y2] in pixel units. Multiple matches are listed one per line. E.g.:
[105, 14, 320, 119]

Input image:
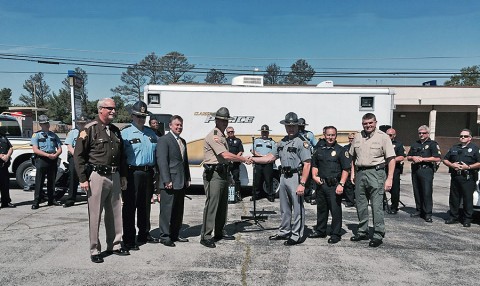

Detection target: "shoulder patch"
[214, 130, 218, 135]
[303, 141, 310, 149]
[32, 133, 37, 138]
[121, 124, 131, 131]
[345, 151, 349, 158]
[79, 130, 88, 140]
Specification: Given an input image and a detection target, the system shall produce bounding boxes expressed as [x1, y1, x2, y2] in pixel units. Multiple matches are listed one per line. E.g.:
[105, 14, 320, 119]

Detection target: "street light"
[30, 82, 39, 123]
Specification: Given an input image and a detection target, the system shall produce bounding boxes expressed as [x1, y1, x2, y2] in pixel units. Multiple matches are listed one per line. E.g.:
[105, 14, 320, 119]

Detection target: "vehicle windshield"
[0, 117, 22, 137]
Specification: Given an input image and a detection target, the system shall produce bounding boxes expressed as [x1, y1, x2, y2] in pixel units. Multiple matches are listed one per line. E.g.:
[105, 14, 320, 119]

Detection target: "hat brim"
[259, 129, 272, 131]
[132, 111, 151, 116]
[280, 120, 298, 125]
[212, 113, 232, 120]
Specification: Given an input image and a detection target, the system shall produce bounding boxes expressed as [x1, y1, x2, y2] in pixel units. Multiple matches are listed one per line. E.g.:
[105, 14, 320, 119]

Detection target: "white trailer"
[144, 76, 395, 188]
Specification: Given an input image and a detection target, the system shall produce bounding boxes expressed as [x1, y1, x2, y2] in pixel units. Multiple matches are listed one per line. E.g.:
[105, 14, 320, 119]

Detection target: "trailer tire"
[16, 160, 35, 189]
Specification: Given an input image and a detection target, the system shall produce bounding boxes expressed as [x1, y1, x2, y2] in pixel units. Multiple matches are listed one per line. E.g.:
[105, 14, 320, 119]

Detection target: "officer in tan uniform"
[200, 107, 252, 248]
[349, 113, 395, 248]
[74, 98, 130, 263]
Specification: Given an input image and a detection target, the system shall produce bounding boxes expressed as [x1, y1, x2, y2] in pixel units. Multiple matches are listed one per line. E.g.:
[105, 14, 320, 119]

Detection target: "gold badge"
[425, 145, 429, 149]
[345, 151, 349, 158]
[141, 106, 145, 113]
[331, 150, 336, 157]
[79, 130, 87, 139]
[303, 142, 310, 149]
[32, 133, 37, 138]
[468, 148, 472, 153]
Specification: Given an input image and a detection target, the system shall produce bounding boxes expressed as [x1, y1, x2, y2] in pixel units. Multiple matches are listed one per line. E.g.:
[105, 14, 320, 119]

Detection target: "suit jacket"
[157, 132, 191, 190]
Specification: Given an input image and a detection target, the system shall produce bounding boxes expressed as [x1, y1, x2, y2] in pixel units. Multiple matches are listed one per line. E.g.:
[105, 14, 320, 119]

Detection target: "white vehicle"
[0, 114, 68, 188]
[144, 76, 395, 190]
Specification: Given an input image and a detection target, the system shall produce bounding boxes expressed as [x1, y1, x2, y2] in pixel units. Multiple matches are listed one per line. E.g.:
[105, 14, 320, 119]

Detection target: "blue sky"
[0, 0, 479, 104]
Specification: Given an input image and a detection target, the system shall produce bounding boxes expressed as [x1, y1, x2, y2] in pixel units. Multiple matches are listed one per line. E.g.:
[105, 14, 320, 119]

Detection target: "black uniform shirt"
[0, 134, 12, 155]
[407, 138, 441, 158]
[312, 140, 350, 178]
[227, 137, 244, 155]
[444, 143, 480, 172]
[74, 116, 127, 182]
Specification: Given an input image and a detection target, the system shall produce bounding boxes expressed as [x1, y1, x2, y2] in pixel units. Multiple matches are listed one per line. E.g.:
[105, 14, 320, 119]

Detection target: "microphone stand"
[239, 136, 268, 229]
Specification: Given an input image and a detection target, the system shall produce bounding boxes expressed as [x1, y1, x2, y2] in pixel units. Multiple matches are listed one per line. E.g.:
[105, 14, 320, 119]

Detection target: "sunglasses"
[227, 131, 234, 133]
[418, 132, 428, 135]
[135, 115, 146, 119]
[459, 135, 471, 138]
[387, 134, 395, 137]
[101, 106, 116, 111]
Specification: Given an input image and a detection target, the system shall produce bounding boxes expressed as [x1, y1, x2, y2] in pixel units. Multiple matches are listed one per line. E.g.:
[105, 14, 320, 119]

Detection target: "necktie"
[177, 137, 185, 158]
[105, 125, 110, 136]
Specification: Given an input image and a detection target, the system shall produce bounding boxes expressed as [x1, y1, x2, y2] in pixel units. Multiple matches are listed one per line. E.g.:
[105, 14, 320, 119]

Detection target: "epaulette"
[84, 121, 98, 129]
[297, 133, 307, 142]
[120, 124, 131, 131]
[214, 130, 218, 135]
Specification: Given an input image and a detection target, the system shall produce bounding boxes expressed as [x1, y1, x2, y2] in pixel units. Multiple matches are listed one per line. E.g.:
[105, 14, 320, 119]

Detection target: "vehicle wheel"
[15, 160, 35, 189]
[263, 172, 280, 198]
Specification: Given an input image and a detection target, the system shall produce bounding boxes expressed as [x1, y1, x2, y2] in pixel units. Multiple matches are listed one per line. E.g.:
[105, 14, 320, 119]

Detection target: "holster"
[203, 164, 216, 181]
[325, 177, 339, 187]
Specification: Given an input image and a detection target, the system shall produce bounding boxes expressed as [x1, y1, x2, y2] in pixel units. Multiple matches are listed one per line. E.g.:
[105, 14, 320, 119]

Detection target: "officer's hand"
[384, 177, 393, 192]
[296, 185, 305, 196]
[459, 162, 469, 170]
[244, 157, 253, 165]
[0, 154, 7, 162]
[165, 182, 173, 189]
[121, 177, 127, 190]
[412, 156, 423, 163]
[335, 185, 343, 195]
[350, 173, 355, 185]
[80, 181, 89, 192]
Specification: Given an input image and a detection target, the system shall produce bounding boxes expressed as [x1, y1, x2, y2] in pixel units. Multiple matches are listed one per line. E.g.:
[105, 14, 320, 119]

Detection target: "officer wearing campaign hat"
[63, 115, 90, 208]
[252, 112, 312, 246]
[200, 107, 251, 248]
[252, 124, 277, 202]
[31, 115, 63, 209]
[121, 100, 159, 248]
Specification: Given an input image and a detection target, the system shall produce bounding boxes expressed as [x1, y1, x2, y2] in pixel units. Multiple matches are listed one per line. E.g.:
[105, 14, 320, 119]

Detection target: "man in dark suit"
[156, 115, 191, 247]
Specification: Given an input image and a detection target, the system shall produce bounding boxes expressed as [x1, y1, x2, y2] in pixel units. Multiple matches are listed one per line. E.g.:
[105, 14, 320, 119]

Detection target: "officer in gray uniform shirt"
[252, 124, 277, 202]
[252, 112, 311, 246]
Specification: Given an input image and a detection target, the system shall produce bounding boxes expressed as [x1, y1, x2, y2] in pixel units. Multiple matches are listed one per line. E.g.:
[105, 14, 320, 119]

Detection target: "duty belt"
[357, 163, 385, 172]
[416, 163, 433, 169]
[91, 164, 118, 175]
[128, 165, 154, 172]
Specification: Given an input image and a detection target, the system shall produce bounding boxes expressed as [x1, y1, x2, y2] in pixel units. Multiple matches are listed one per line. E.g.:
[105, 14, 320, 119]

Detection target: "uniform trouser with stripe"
[355, 169, 386, 240]
[65, 155, 79, 204]
[449, 174, 475, 222]
[411, 167, 434, 217]
[315, 183, 342, 238]
[253, 163, 274, 197]
[201, 170, 229, 240]
[88, 171, 123, 255]
[278, 174, 305, 242]
[159, 188, 186, 241]
[389, 168, 402, 210]
[122, 169, 153, 245]
[33, 157, 57, 204]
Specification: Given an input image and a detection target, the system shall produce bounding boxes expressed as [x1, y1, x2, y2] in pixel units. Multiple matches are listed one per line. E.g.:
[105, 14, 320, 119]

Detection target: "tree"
[159, 51, 195, 84]
[444, 65, 480, 86]
[205, 69, 227, 84]
[47, 90, 72, 124]
[0, 88, 12, 113]
[111, 63, 148, 103]
[263, 63, 284, 85]
[19, 73, 51, 107]
[284, 59, 315, 85]
[112, 95, 132, 123]
[140, 52, 163, 84]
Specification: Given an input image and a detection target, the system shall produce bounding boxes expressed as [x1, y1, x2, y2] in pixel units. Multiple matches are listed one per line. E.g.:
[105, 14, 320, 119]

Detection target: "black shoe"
[48, 201, 62, 206]
[108, 248, 130, 256]
[173, 237, 189, 243]
[214, 234, 235, 241]
[200, 239, 216, 248]
[308, 232, 327, 239]
[387, 209, 398, 214]
[126, 244, 140, 251]
[267, 196, 275, 202]
[410, 212, 421, 218]
[1, 203, 16, 208]
[350, 234, 369, 242]
[310, 199, 317, 205]
[424, 217, 433, 223]
[269, 234, 289, 241]
[160, 239, 176, 247]
[304, 197, 312, 203]
[445, 218, 459, 224]
[284, 239, 300, 246]
[145, 236, 160, 244]
[463, 222, 471, 227]
[91, 254, 104, 263]
[63, 201, 74, 208]
[31, 204, 39, 210]
[369, 239, 383, 247]
[328, 236, 341, 244]
[345, 203, 355, 208]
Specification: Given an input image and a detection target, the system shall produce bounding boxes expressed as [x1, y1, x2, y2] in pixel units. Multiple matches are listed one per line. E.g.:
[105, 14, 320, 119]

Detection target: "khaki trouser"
[201, 170, 229, 240]
[88, 171, 123, 255]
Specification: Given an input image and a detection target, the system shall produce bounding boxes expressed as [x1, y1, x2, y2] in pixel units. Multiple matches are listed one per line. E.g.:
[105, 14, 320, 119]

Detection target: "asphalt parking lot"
[1, 171, 479, 286]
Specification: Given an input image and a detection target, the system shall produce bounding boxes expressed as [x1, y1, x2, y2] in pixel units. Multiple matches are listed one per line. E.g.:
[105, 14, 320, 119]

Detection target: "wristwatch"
[339, 182, 345, 187]
[299, 182, 306, 187]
